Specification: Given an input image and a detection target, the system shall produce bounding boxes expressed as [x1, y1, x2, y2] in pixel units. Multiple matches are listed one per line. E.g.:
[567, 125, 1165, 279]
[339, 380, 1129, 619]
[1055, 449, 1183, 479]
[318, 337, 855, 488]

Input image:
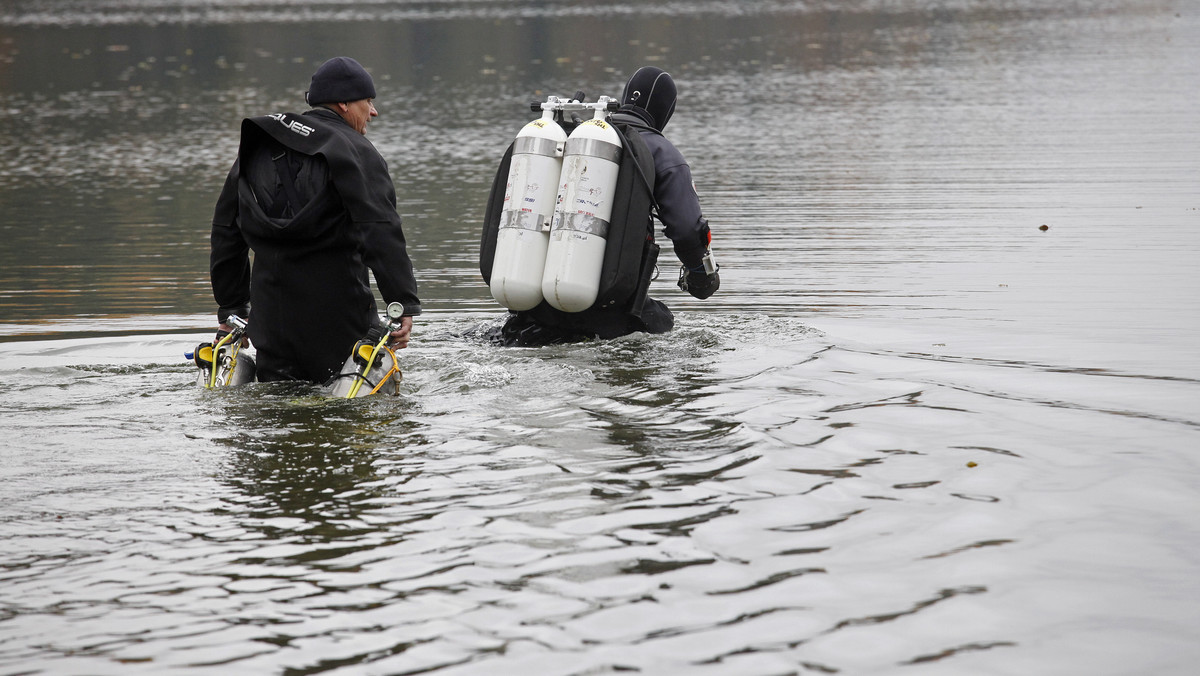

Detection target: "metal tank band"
[498, 209, 549, 232]
[564, 137, 622, 164]
[555, 212, 609, 238]
[513, 135, 562, 158]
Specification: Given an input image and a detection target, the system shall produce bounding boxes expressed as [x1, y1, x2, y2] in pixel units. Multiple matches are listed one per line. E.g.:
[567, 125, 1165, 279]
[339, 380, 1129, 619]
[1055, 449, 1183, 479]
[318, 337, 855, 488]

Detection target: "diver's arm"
[210, 160, 252, 324]
[653, 150, 720, 299]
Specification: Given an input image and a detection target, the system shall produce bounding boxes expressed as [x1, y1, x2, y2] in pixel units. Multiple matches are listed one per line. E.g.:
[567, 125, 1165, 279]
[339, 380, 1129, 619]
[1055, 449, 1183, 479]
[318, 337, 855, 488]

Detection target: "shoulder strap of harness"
[611, 121, 661, 223]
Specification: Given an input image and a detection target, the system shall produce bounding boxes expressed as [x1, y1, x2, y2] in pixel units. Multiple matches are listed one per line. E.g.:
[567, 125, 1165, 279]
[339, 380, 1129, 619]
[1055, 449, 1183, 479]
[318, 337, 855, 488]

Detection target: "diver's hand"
[388, 316, 413, 350]
[215, 324, 250, 347]
[683, 270, 720, 300]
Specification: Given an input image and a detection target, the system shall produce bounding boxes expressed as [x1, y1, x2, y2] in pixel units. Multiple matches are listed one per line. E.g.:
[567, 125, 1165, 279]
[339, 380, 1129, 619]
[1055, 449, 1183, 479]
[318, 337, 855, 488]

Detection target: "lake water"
[2, 1, 1199, 673]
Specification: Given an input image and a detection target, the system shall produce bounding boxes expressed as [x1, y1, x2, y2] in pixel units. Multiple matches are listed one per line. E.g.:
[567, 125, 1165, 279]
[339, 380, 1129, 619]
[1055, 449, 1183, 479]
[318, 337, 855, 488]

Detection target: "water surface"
[2, 1, 1198, 673]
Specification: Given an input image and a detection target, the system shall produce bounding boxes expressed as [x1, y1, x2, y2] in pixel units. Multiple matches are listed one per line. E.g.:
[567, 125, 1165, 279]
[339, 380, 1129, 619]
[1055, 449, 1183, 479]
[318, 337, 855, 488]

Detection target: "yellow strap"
[346, 335, 389, 398]
[226, 343, 242, 383]
[368, 347, 401, 395]
[208, 333, 233, 389]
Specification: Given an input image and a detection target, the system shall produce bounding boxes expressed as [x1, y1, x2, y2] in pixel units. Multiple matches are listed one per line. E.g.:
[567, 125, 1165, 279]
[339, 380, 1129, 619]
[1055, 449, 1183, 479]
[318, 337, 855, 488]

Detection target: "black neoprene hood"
[620, 66, 677, 132]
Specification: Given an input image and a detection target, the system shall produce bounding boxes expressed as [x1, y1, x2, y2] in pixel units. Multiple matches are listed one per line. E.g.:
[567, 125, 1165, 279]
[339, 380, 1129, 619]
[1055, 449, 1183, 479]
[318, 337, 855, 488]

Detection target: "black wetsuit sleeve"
[209, 160, 251, 322]
[354, 153, 422, 317]
[652, 143, 710, 271]
[361, 215, 421, 317]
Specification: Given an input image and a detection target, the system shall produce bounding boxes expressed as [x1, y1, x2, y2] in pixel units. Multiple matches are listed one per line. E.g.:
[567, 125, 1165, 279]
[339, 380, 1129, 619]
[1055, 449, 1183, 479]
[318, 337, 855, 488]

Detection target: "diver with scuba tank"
[207, 56, 421, 384]
[480, 66, 720, 346]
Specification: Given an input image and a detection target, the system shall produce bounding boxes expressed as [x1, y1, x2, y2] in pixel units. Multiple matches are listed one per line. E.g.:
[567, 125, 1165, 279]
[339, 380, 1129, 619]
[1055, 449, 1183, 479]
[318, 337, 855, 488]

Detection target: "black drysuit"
[210, 108, 421, 383]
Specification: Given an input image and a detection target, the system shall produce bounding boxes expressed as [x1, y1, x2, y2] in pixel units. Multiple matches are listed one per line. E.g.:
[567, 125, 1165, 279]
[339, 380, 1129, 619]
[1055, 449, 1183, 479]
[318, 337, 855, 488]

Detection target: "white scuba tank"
[490, 109, 568, 311]
[542, 105, 623, 312]
[189, 315, 256, 387]
[192, 343, 256, 387]
[326, 342, 401, 397]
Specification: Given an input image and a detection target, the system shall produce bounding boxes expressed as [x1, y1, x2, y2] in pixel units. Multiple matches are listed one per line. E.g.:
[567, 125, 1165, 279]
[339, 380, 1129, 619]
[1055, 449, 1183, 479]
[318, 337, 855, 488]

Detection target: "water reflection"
[211, 386, 417, 518]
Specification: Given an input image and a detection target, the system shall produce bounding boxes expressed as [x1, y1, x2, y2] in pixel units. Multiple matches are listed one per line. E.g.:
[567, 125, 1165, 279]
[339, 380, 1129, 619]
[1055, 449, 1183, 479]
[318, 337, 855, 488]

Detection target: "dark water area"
[2, 1, 1199, 674]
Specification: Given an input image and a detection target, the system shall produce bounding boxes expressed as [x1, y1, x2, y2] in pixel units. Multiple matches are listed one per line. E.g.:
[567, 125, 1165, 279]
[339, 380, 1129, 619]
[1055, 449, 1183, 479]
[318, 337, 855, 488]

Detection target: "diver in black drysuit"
[210, 73, 421, 383]
[492, 67, 720, 346]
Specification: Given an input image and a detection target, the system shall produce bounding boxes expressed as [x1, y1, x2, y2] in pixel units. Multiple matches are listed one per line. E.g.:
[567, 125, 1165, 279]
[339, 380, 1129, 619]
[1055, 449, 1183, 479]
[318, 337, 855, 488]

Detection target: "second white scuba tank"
[325, 303, 406, 398]
[326, 340, 401, 398]
[489, 104, 569, 311]
[541, 97, 624, 313]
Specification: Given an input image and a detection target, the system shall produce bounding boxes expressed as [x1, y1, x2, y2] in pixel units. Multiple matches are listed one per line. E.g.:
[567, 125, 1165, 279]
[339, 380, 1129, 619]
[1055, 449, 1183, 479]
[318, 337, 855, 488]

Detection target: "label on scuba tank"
[550, 154, 620, 237]
[502, 153, 560, 233]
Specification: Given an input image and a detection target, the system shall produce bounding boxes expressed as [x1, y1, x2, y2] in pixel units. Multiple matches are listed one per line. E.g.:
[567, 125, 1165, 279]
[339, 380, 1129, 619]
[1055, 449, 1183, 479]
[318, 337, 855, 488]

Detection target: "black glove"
[215, 314, 249, 345]
[680, 269, 720, 299]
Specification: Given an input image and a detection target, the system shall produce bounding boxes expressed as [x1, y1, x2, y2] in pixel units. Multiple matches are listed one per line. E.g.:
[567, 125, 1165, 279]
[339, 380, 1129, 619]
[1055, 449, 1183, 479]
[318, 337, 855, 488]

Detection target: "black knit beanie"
[620, 66, 677, 132]
[305, 56, 376, 105]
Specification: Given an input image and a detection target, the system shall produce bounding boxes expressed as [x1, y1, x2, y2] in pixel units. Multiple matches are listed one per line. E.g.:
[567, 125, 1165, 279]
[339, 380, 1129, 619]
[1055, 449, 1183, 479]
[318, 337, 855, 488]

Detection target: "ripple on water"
[3, 299, 1200, 672]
